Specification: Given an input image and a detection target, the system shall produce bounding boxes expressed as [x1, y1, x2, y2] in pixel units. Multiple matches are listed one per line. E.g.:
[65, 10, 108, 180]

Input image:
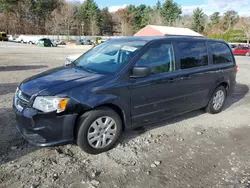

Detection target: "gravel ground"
[0, 42, 250, 188]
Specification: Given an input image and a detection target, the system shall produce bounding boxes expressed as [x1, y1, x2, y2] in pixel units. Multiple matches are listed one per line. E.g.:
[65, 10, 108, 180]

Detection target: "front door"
[129, 42, 184, 126]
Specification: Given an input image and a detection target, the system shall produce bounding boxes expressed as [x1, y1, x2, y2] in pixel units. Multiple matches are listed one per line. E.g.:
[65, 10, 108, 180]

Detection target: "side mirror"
[131, 66, 151, 78]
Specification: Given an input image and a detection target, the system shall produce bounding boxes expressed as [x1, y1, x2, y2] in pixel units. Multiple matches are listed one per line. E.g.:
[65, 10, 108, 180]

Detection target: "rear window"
[208, 42, 234, 64]
[2, 33, 7, 37]
[177, 42, 208, 69]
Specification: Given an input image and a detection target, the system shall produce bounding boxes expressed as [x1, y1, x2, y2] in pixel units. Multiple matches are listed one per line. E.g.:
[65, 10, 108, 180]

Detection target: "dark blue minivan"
[13, 37, 237, 154]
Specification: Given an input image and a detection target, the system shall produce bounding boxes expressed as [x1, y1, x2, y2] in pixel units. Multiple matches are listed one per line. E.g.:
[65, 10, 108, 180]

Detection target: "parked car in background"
[14, 37, 237, 154]
[0, 32, 8, 41]
[93, 38, 108, 46]
[55, 40, 66, 45]
[76, 39, 92, 45]
[37, 38, 57, 47]
[229, 44, 237, 50]
[16, 35, 40, 44]
[8, 35, 19, 42]
[233, 46, 250, 56]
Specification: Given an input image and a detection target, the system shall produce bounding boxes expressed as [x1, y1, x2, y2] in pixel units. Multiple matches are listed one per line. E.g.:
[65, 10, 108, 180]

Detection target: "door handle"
[166, 77, 184, 83]
[166, 78, 174, 83]
[183, 75, 191, 80]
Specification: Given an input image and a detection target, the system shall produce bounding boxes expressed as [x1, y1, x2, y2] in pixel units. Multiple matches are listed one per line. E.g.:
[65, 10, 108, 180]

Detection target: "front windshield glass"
[73, 40, 146, 74]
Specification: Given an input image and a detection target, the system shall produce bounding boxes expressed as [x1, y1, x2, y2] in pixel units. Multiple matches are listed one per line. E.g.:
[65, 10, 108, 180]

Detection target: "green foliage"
[221, 10, 239, 31]
[77, 0, 100, 21]
[141, 6, 153, 26]
[210, 12, 220, 25]
[124, 4, 153, 33]
[77, 0, 101, 35]
[161, 0, 182, 26]
[156, 0, 161, 10]
[208, 29, 245, 42]
[0, 0, 21, 12]
[31, 0, 62, 21]
[192, 8, 205, 33]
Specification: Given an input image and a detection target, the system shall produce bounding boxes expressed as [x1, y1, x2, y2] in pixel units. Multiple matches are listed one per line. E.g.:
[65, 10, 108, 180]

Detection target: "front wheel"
[206, 86, 227, 114]
[245, 52, 250, 56]
[76, 107, 122, 154]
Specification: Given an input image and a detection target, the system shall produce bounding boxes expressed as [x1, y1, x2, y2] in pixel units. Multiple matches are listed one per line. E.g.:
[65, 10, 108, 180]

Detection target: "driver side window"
[136, 43, 175, 74]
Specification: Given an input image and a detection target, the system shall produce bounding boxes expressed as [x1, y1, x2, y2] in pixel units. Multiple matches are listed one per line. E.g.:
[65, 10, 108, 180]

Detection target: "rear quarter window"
[208, 42, 234, 64]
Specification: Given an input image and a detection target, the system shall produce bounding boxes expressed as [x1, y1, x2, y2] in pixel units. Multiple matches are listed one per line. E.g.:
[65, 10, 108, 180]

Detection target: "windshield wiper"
[77, 66, 95, 73]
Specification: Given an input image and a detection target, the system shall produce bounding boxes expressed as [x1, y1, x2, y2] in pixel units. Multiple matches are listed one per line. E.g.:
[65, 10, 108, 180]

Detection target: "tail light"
[235, 64, 238, 72]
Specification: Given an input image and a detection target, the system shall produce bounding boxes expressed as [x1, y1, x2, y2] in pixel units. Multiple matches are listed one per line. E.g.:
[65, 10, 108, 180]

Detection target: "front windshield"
[73, 40, 146, 74]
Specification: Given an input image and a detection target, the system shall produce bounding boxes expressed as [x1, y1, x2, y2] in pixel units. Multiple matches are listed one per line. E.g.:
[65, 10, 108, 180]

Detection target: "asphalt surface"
[0, 42, 250, 188]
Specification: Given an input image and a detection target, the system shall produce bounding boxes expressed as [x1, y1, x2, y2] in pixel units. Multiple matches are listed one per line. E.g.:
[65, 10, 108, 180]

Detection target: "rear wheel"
[76, 107, 122, 154]
[245, 52, 250, 56]
[206, 86, 226, 114]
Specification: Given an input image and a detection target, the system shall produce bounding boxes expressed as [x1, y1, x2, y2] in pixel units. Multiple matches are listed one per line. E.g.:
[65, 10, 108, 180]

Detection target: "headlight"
[33, 96, 68, 113]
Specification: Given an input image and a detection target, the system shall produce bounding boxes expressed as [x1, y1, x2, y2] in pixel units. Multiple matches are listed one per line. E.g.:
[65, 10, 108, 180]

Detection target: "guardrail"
[14, 35, 125, 41]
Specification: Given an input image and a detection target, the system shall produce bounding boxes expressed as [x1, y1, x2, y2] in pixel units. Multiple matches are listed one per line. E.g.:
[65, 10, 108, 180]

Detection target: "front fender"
[62, 86, 132, 128]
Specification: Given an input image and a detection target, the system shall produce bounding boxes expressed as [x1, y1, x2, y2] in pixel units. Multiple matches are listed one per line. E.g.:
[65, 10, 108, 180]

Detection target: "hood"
[19, 66, 105, 96]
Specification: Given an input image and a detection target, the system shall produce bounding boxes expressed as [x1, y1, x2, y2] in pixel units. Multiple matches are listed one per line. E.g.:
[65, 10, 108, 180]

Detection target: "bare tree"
[237, 17, 250, 44]
[174, 15, 192, 28]
[48, 4, 76, 38]
[90, 18, 100, 36]
[114, 9, 134, 36]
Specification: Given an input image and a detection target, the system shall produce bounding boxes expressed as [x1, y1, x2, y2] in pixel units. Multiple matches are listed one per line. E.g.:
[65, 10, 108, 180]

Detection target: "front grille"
[18, 90, 31, 102]
[15, 88, 31, 110]
[17, 99, 29, 108]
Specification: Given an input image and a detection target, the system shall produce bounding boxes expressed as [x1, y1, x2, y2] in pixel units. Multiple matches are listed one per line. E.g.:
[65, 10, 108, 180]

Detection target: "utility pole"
[81, 23, 84, 39]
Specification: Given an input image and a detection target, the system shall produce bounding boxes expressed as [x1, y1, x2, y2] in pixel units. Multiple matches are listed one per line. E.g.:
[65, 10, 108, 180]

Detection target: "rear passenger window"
[136, 43, 175, 74]
[209, 42, 233, 64]
[177, 42, 208, 69]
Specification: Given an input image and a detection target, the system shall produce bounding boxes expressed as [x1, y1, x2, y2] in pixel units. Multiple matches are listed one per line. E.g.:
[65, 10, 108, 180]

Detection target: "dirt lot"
[0, 41, 250, 188]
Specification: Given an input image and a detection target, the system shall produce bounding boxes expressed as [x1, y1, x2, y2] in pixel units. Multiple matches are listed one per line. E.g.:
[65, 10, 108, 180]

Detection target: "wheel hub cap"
[212, 90, 225, 110]
[87, 116, 117, 149]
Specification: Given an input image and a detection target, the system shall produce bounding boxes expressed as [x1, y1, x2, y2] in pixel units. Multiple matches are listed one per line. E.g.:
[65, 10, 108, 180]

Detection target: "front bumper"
[13, 105, 77, 147]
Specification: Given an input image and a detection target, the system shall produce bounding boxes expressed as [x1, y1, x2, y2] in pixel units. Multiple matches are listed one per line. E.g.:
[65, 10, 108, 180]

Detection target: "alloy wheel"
[87, 116, 117, 149]
[212, 90, 225, 111]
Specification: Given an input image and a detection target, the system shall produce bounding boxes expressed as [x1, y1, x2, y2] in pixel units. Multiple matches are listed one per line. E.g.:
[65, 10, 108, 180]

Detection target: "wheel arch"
[219, 81, 229, 93]
[207, 80, 229, 106]
[73, 102, 127, 140]
[95, 103, 126, 131]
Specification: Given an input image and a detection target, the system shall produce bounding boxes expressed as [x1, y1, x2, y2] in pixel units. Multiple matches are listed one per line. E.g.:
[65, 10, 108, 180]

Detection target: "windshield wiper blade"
[78, 66, 95, 73]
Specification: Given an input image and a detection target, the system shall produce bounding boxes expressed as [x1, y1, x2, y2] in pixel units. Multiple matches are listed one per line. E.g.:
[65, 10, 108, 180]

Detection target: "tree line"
[0, 0, 249, 43]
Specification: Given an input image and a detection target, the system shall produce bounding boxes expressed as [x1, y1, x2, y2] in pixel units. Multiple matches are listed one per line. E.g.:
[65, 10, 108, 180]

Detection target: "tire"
[206, 86, 227, 114]
[76, 107, 122, 154]
[245, 52, 250, 56]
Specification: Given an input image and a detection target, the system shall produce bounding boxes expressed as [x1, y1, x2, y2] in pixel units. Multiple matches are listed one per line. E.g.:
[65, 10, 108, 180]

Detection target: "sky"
[72, 0, 250, 16]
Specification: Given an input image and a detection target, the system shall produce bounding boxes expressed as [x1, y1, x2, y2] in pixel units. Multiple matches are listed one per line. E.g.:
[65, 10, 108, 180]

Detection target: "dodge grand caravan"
[13, 37, 237, 154]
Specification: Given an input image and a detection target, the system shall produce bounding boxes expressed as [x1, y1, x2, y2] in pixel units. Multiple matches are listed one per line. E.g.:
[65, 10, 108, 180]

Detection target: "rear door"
[207, 41, 236, 91]
[174, 40, 215, 111]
